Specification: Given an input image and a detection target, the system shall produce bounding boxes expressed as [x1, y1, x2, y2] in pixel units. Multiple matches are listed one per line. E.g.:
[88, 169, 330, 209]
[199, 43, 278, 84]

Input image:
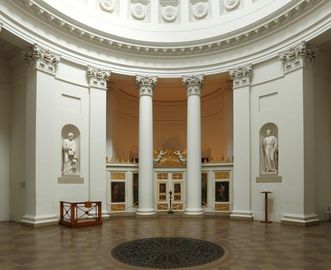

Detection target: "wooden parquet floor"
[0, 216, 331, 269]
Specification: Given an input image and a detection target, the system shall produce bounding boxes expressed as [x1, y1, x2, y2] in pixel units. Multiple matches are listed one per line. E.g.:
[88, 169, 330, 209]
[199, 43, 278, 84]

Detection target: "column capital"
[86, 65, 111, 89]
[136, 75, 157, 97]
[229, 64, 252, 88]
[24, 44, 60, 75]
[182, 75, 204, 96]
[279, 41, 317, 74]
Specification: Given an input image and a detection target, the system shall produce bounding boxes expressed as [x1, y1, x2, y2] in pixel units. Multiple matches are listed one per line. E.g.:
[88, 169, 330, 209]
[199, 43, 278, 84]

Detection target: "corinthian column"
[136, 75, 157, 215]
[183, 75, 204, 215]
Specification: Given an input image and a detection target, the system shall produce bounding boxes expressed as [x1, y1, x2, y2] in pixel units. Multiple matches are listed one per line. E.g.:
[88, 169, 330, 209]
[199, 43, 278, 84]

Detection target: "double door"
[155, 171, 185, 212]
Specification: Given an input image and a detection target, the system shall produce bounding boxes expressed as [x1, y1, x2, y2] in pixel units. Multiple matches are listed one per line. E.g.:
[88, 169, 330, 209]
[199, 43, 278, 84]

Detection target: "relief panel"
[129, 0, 150, 22]
[190, 0, 210, 22]
[159, 0, 180, 23]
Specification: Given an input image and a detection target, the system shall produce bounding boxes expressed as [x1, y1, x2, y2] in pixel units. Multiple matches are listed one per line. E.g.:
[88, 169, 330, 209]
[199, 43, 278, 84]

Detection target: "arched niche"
[260, 123, 278, 176]
[61, 124, 81, 176]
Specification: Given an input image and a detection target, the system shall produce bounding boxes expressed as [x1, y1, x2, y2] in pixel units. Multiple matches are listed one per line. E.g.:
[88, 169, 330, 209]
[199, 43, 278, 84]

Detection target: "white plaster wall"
[250, 57, 291, 221]
[250, 56, 326, 222]
[0, 58, 10, 221]
[54, 61, 90, 214]
[313, 50, 331, 221]
[9, 55, 27, 221]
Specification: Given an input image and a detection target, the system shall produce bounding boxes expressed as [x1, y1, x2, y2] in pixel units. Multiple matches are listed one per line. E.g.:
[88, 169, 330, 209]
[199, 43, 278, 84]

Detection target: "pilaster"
[229, 64, 253, 221]
[279, 41, 319, 226]
[86, 65, 110, 217]
[22, 44, 60, 226]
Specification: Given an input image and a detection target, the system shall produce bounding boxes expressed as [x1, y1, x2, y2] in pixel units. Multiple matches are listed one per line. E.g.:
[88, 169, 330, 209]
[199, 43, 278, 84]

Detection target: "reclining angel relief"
[153, 149, 186, 167]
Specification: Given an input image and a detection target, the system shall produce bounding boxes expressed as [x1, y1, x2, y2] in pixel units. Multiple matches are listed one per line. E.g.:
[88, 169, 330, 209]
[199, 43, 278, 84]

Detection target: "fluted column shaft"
[136, 76, 157, 215]
[183, 75, 204, 215]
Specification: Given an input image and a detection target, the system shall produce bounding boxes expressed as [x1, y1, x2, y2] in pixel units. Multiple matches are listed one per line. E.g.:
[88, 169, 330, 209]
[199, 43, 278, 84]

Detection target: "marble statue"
[154, 150, 166, 165]
[262, 129, 278, 174]
[173, 150, 186, 165]
[62, 132, 78, 175]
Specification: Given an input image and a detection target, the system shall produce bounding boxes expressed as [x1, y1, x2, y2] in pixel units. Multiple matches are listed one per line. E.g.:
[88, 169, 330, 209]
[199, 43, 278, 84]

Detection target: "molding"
[136, 75, 157, 97]
[21, 214, 58, 227]
[0, 0, 328, 76]
[86, 65, 110, 89]
[281, 213, 320, 226]
[24, 43, 60, 75]
[136, 208, 156, 216]
[279, 41, 318, 73]
[230, 210, 254, 221]
[229, 64, 252, 88]
[182, 75, 204, 96]
[184, 208, 204, 216]
[9, 0, 325, 57]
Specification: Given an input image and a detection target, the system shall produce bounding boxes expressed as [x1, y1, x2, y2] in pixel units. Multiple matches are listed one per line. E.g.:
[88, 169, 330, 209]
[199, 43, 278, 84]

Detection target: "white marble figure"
[154, 150, 166, 165]
[262, 129, 278, 174]
[62, 132, 78, 175]
[173, 150, 186, 165]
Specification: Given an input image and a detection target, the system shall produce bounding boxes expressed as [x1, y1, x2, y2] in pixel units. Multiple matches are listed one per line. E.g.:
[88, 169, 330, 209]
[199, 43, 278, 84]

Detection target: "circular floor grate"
[111, 237, 225, 269]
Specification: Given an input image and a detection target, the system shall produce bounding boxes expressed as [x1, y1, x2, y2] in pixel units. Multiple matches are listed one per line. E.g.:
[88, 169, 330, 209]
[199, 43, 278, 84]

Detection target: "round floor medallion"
[111, 237, 225, 269]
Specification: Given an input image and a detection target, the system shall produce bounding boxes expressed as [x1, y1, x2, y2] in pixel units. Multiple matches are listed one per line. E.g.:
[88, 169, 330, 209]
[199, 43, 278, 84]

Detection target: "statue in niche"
[173, 150, 186, 165]
[62, 132, 78, 175]
[262, 129, 278, 174]
[154, 150, 167, 165]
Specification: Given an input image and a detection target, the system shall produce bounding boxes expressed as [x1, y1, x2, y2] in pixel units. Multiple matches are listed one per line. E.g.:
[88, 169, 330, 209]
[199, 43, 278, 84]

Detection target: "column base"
[281, 213, 320, 226]
[136, 208, 156, 216]
[21, 214, 58, 227]
[102, 210, 110, 220]
[230, 210, 254, 221]
[184, 208, 204, 216]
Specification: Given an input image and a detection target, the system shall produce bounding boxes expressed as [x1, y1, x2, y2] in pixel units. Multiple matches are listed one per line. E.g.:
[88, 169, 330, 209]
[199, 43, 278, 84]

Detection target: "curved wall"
[108, 86, 233, 161]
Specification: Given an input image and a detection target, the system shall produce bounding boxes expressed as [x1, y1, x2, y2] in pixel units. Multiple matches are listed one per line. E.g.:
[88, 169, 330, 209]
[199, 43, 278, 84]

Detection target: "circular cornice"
[9, 0, 324, 56]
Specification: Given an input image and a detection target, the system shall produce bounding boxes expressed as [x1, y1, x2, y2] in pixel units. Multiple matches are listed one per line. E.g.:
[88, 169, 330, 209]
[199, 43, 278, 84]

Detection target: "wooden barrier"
[59, 201, 102, 228]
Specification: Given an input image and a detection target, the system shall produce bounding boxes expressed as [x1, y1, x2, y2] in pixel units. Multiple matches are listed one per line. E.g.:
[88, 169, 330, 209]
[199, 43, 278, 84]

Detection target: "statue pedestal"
[58, 176, 84, 184]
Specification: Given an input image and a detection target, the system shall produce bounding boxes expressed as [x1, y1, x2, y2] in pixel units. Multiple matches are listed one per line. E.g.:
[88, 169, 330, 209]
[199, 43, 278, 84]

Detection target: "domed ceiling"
[3, 0, 326, 76]
[35, 0, 316, 51]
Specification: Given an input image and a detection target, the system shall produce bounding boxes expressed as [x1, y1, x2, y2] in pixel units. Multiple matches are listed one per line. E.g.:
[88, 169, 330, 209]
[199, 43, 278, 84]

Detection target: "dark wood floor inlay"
[111, 237, 225, 269]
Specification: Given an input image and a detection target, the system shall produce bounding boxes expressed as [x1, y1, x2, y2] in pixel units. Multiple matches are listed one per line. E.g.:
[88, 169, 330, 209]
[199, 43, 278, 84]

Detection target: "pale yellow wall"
[108, 87, 233, 162]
